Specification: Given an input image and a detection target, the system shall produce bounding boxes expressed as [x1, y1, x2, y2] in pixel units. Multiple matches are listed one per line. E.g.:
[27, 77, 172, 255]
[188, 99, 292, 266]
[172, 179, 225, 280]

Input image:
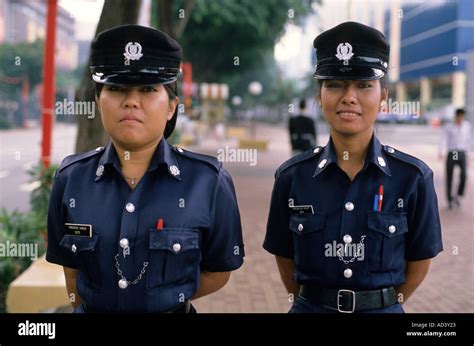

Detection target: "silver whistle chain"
[114, 253, 149, 285]
[337, 235, 366, 265]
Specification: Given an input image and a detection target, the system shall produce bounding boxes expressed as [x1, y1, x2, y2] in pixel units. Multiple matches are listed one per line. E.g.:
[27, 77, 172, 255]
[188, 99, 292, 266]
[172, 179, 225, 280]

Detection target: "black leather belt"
[83, 300, 194, 313]
[299, 285, 398, 313]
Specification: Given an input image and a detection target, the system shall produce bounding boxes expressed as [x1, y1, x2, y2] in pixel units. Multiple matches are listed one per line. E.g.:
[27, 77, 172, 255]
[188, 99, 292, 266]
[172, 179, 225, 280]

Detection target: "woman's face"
[319, 79, 387, 137]
[97, 84, 178, 150]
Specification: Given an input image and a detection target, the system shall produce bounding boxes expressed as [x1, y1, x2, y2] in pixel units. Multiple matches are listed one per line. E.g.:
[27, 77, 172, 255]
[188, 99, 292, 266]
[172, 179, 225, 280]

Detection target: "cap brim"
[92, 72, 178, 85]
[313, 66, 385, 80]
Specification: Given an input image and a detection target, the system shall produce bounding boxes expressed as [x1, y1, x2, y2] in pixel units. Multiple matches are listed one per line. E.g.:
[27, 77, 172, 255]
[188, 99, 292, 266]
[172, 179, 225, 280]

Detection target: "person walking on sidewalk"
[289, 99, 317, 156]
[263, 21, 443, 313]
[439, 108, 471, 209]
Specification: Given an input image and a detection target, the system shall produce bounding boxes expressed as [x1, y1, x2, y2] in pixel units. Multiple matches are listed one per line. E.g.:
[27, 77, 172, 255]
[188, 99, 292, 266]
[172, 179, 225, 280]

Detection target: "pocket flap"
[289, 212, 326, 235]
[367, 211, 408, 238]
[60, 233, 99, 253]
[149, 228, 199, 253]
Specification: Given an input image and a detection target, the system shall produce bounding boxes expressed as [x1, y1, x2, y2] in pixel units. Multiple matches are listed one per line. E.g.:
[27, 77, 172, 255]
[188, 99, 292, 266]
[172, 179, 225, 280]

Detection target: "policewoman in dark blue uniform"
[263, 22, 443, 313]
[46, 25, 244, 313]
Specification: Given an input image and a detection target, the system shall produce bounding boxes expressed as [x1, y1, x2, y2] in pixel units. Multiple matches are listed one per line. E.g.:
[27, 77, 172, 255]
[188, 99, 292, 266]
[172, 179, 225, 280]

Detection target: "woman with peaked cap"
[46, 25, 244, 313]
[263, 22, 443, 313]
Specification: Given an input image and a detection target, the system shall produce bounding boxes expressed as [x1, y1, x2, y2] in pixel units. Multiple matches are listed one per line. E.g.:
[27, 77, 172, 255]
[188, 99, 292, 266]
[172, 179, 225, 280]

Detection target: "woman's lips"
[120, 115, 142, 123]
[336, 110, 361, 120]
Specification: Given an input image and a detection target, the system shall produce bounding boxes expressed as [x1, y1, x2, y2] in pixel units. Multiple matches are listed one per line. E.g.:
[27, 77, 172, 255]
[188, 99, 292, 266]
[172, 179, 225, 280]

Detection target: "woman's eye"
[107, 86, 124, 92]
[142, 86, 157, 92]
[358, 82, 372, 88]
[325, 83, 342, 88]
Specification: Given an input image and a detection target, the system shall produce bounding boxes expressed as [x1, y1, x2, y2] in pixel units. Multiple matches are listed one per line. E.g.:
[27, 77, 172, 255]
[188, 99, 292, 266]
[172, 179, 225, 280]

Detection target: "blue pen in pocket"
[373, 194, 379, 212]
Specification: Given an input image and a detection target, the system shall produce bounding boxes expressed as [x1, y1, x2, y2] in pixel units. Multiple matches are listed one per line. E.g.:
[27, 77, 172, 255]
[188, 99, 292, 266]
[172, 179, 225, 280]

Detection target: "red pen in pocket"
[156, 218, 164, 231]
[378, 185, 384, 212]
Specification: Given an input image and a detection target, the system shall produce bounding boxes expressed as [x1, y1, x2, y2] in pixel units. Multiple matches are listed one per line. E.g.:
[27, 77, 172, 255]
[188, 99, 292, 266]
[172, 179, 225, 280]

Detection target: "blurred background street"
[1, 0, 473, 314]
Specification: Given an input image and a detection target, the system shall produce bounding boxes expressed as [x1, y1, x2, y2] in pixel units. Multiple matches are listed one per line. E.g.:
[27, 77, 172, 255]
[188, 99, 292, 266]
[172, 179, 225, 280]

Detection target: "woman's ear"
[168, 97, 179, 120]
[95, 95, 101, 113]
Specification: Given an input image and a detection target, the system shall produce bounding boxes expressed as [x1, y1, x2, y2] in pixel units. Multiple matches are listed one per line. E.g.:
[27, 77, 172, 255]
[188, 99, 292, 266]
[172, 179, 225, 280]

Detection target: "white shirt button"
[344, 268, 353, 278]
[119, 238, 129, 248]
[388, 225, 396, 233]
[125, 203, 135, 213]
[71, 244, 77, 253]
[118, 279, 128, 289]
[343, 234, 352, 244]
[298, 224, 304, 232]
[313, 147, 321, 154]
[318, 159, 327, 169]
[172, 243, 182, 253]
[387, 147, 395, 154]
[345, 202, 354, 211]
[176, 147, 184, 153]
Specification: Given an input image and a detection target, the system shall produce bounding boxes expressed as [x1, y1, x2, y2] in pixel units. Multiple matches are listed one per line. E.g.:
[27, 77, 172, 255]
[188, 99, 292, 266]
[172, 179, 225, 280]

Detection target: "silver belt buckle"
[337, 289, 356, 313]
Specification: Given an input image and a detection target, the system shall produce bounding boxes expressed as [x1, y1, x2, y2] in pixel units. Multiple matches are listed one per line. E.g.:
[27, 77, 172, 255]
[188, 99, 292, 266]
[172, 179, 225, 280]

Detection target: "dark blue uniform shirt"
[264, 135, 442, 290]
[47, 139, 244, 312]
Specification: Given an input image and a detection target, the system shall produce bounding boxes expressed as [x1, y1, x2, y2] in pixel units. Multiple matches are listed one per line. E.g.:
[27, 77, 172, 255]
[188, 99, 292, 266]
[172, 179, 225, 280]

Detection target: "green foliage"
[0, 162, 57, 312]
[178, 0, 315, 82]
[0, 41, 45, 87]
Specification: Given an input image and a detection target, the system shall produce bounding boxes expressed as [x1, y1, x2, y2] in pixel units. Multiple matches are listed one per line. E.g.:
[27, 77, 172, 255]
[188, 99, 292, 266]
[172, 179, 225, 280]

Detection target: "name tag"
[64, 223, 92, 237]
[289, 205, 314, 215]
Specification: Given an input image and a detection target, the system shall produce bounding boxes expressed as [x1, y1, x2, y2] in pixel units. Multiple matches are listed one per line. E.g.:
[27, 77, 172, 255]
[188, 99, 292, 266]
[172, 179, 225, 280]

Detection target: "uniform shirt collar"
[95, 139, 181, 182]
[313, 133, 391, 178]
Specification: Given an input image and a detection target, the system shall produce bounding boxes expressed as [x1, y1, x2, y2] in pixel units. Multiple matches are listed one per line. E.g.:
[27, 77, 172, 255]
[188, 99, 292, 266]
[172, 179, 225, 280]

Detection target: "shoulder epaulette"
[56, 146, 105, 176]
[383, 145, 430, 175]
[277, 146, 324, 178]
[173, 146, 221, 172]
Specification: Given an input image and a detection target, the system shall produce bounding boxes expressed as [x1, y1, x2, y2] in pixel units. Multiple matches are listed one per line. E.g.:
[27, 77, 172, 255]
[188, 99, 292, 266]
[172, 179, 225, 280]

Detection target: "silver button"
[119, 238, 129, 248]
[313, 147, 321, 154]
[345, 202, 354, 211]
[388, 225, 396, 233]
[125, 203, 135, 213]
[318, 159, 327, 169]
[176, 147, 184, 153]
[95, 146, 103, 152]
[172, 243, 182, 253]
[118, 279, 128, 289]
[71, 244, 77, 253]
[343, 234, 352, 244]
[344, 268, 353, 278]
[387, 147, 395, 154]
[298, 224, 304, 232]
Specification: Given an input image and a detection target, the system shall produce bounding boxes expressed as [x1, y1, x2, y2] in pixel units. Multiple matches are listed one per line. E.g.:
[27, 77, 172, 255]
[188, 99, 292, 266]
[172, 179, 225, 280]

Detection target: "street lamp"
[248, 81, 262, 138]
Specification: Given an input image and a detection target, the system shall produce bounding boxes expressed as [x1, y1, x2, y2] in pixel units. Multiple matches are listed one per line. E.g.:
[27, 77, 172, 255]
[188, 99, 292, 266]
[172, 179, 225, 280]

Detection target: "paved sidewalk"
[189, 123, 474, 313]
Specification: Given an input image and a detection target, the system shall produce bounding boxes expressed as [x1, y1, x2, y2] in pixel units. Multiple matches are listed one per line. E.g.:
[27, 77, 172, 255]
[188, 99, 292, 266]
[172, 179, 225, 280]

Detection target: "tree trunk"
[74, 0, 142, 153]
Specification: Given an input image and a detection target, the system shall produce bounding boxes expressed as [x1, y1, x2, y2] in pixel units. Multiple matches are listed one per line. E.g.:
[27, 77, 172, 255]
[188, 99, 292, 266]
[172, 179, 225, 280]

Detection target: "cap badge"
[124, 42, 143, 65]
[335, 42, 354, 66]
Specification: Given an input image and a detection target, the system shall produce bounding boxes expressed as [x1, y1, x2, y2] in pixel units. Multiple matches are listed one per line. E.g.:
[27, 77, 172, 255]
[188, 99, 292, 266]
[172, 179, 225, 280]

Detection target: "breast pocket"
[59, 234, 101, 290]
[366, 211, 408, 273]
[147, 228, 201, 289]
[289, 212, 326, 272]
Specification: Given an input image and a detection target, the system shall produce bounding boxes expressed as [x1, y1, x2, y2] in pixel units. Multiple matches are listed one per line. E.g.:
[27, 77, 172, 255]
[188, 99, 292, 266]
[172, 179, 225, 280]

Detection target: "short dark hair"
[94, 81, 178, 100]
[455, 108, 465, 116]
[317, 75, 388, 89]
[299, 99, 306, 110]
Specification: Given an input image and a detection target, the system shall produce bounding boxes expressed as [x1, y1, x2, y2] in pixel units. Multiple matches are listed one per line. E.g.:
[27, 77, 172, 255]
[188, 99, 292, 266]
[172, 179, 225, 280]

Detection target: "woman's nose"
[122, 89, 140, 108]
